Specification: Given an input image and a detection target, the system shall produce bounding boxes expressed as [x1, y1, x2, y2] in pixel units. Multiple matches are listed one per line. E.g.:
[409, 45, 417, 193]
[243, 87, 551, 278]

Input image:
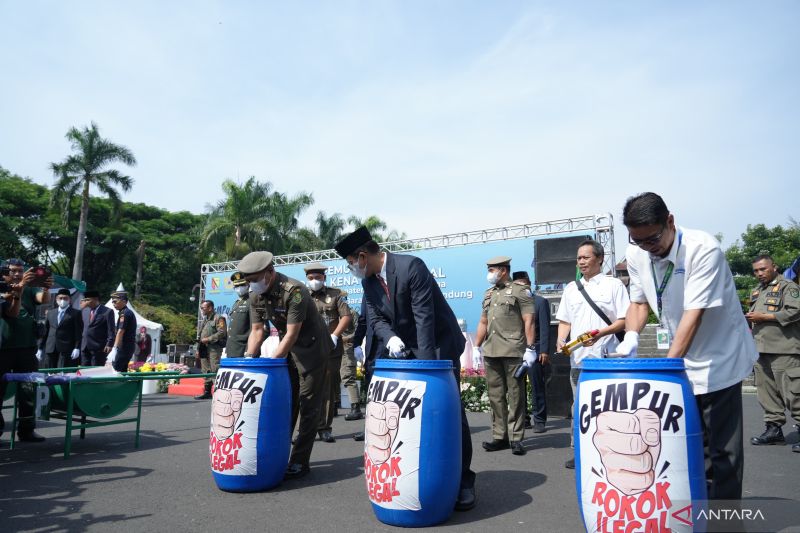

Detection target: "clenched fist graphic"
[212, 388, 244, 440]
[365, 401, 400, 465]
[592, 409, 661, 495]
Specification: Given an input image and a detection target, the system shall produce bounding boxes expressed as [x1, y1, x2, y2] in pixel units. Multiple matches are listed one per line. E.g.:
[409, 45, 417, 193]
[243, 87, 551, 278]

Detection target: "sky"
[1, 1, 798, 263]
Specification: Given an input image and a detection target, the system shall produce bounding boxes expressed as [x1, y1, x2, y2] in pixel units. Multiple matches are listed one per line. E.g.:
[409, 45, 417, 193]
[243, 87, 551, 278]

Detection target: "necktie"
[58, 309, 65, 325]
[377, 274, 390, 301]
[90, 309, 95, 323]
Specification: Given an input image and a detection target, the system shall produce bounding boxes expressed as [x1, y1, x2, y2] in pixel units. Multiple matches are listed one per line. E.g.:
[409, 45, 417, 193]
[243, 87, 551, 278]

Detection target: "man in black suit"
[335, 227, 477, 511]
[37, 289, 83, 368]
[80, 290, 115, 366]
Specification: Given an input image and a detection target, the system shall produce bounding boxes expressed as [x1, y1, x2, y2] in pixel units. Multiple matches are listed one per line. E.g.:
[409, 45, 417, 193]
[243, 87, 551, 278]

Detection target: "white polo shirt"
[626, 225, 757, 394]
[556, 274, 630, 366]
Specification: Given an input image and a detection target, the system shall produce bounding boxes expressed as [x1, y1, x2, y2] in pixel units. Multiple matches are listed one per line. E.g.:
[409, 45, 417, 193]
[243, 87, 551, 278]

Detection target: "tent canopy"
[104, 283, 164, 355]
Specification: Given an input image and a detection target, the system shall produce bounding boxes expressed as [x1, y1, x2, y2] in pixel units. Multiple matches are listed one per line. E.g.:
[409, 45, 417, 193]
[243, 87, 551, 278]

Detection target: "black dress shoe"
[454, 486, 476, 511]
[565, 457, 575, 469]
[524, 419, 533, 430]
[318, 431, 336, 443]
[194, 391, 212, 400]
[284, 463, 310, 479]
[482, 439, 510, 452]
[353, 432, 365, 441]
[532, 422, 546, 434]
[792, 443, 799, 453]
[344, 405, 364, 421]
[750, 424, 785, 445]
[511, 441, 526, 455]
[17, 431, 46, 443]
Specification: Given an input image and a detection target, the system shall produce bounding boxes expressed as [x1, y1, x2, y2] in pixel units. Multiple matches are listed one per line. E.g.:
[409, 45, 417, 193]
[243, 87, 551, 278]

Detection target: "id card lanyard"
[650, 231, 682, 327]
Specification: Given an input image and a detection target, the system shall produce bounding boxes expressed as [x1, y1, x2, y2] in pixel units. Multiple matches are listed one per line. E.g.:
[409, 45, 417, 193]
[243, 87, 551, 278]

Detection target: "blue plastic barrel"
[210, 358, 291, 492]
[365, 359, 461, 527]
[575, 358, 707, 533]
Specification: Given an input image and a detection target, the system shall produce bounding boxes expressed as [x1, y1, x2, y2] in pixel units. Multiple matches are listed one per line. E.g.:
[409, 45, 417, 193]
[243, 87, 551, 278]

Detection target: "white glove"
[330, 334, 339, 348]
[71, 348, 81, 360]
[386, 336, 406, 358]
[354, 346, 364, 364]
[523, 347, 537, 366]
[106, 347, 118, 366]
[615, 331, 639, 357]
[36, 349, 44, 361]
[472, 346, 482, 367]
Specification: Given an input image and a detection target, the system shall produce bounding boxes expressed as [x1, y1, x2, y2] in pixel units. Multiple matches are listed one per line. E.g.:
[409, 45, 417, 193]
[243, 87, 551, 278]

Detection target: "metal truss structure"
[198, 213, 616, 307]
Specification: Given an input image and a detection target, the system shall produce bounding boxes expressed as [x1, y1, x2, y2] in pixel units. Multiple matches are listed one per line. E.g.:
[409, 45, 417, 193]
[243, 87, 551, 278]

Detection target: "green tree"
[264, 190, 314, 254]
[201, 177, 273, 260]
[315, 211, 347, 248]
[50, 122, 137, 281]
[346, 215, 407, 243]
[725, 223, 800, 305]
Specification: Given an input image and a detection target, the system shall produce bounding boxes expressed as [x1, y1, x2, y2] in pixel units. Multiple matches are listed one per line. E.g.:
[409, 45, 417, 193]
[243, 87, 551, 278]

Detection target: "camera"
[29, 265, 51, 286]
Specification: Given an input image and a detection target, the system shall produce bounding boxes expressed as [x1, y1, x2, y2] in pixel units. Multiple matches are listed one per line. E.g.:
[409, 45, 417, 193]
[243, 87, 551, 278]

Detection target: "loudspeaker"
[534, 235, 592, 285]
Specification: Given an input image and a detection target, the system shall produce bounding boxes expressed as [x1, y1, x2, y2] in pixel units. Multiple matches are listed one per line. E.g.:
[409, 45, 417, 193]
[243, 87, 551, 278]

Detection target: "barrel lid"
[375, 359, 453, 370]
[220, 358, 288, 368]
[582, 358, 685, 371]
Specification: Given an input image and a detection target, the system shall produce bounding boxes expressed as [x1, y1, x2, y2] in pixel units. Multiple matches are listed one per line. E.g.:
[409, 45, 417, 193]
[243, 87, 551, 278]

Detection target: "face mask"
[307, 279, 324, 292]
[486, 272, 500, 285]
[249, 270, 273, 294]
[349, 255, 367, 280]
[57, 299, 70, 309]
[235, 285, 250, 297]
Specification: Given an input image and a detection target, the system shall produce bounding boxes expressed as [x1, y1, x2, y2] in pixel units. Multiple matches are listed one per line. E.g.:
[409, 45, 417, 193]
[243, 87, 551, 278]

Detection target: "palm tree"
[347, 215, 388, 242]
[265, 191, 314, 254]
[201, 178, 274, 259]
[50, 122, 136, 281]
[315, 211, 347, 248]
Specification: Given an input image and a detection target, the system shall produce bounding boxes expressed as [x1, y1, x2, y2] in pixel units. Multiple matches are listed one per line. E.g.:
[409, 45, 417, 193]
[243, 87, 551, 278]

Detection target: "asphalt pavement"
[1, 392, 798, 533]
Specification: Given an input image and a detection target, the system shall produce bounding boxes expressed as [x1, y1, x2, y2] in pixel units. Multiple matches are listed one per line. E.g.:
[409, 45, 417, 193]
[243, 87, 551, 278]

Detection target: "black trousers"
[0, 346, 39, 434]
[112, 347, 135, 373]
[47, 351, 72, 369]
[453, 367, 476, 490]
[695, 381, 744, 500]
[82, 349, 108, 366]
[526, 359, 547, 424]
[364, 363, 476, 490]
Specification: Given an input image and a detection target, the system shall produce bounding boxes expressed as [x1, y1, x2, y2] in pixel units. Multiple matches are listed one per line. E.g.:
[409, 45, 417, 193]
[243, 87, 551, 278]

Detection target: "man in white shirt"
[617, 192, 757, 500]
[556, 239, 630, 469]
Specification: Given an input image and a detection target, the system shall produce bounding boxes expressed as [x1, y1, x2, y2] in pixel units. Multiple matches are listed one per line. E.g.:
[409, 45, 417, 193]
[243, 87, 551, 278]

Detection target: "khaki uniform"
[198, 312, 226, 386]
[309, 286, 352, 433]
[340, 306, 360, 406]
[750, 274, 800, 426]
[481, 280, 534, 442]
[249, 273, 331, 466]
[225, 296, 250, 358]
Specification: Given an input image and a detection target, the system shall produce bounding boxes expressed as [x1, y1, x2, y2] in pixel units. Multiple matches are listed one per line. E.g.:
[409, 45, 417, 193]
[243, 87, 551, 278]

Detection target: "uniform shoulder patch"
[292, 291, 303, 304]
[790, 288, 800, 299]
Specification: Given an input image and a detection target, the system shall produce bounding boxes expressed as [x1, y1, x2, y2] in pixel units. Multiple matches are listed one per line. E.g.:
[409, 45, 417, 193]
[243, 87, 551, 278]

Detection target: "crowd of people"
[200, 191, 798, 515]
[3, 190, 799, 516]
[0, 265, 151, 442]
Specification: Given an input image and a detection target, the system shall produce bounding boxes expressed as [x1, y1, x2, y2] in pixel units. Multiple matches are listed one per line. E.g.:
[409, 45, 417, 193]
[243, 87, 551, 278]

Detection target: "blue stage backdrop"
[202, 233, 590, 334]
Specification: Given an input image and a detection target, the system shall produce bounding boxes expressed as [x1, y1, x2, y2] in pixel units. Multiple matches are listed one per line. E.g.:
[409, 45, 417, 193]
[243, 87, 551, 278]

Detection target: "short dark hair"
[752, 254, 774, 265]
[352, 240, 380, 256]
[1, 258, 25, 268]
[201, 299, 214, 308]
[622, 192, 669, 227]
[578, 239, 604, 258]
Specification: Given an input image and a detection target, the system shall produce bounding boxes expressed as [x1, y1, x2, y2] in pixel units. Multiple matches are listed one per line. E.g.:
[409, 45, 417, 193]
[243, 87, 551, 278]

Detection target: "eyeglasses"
[628, 227, 666, 247]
